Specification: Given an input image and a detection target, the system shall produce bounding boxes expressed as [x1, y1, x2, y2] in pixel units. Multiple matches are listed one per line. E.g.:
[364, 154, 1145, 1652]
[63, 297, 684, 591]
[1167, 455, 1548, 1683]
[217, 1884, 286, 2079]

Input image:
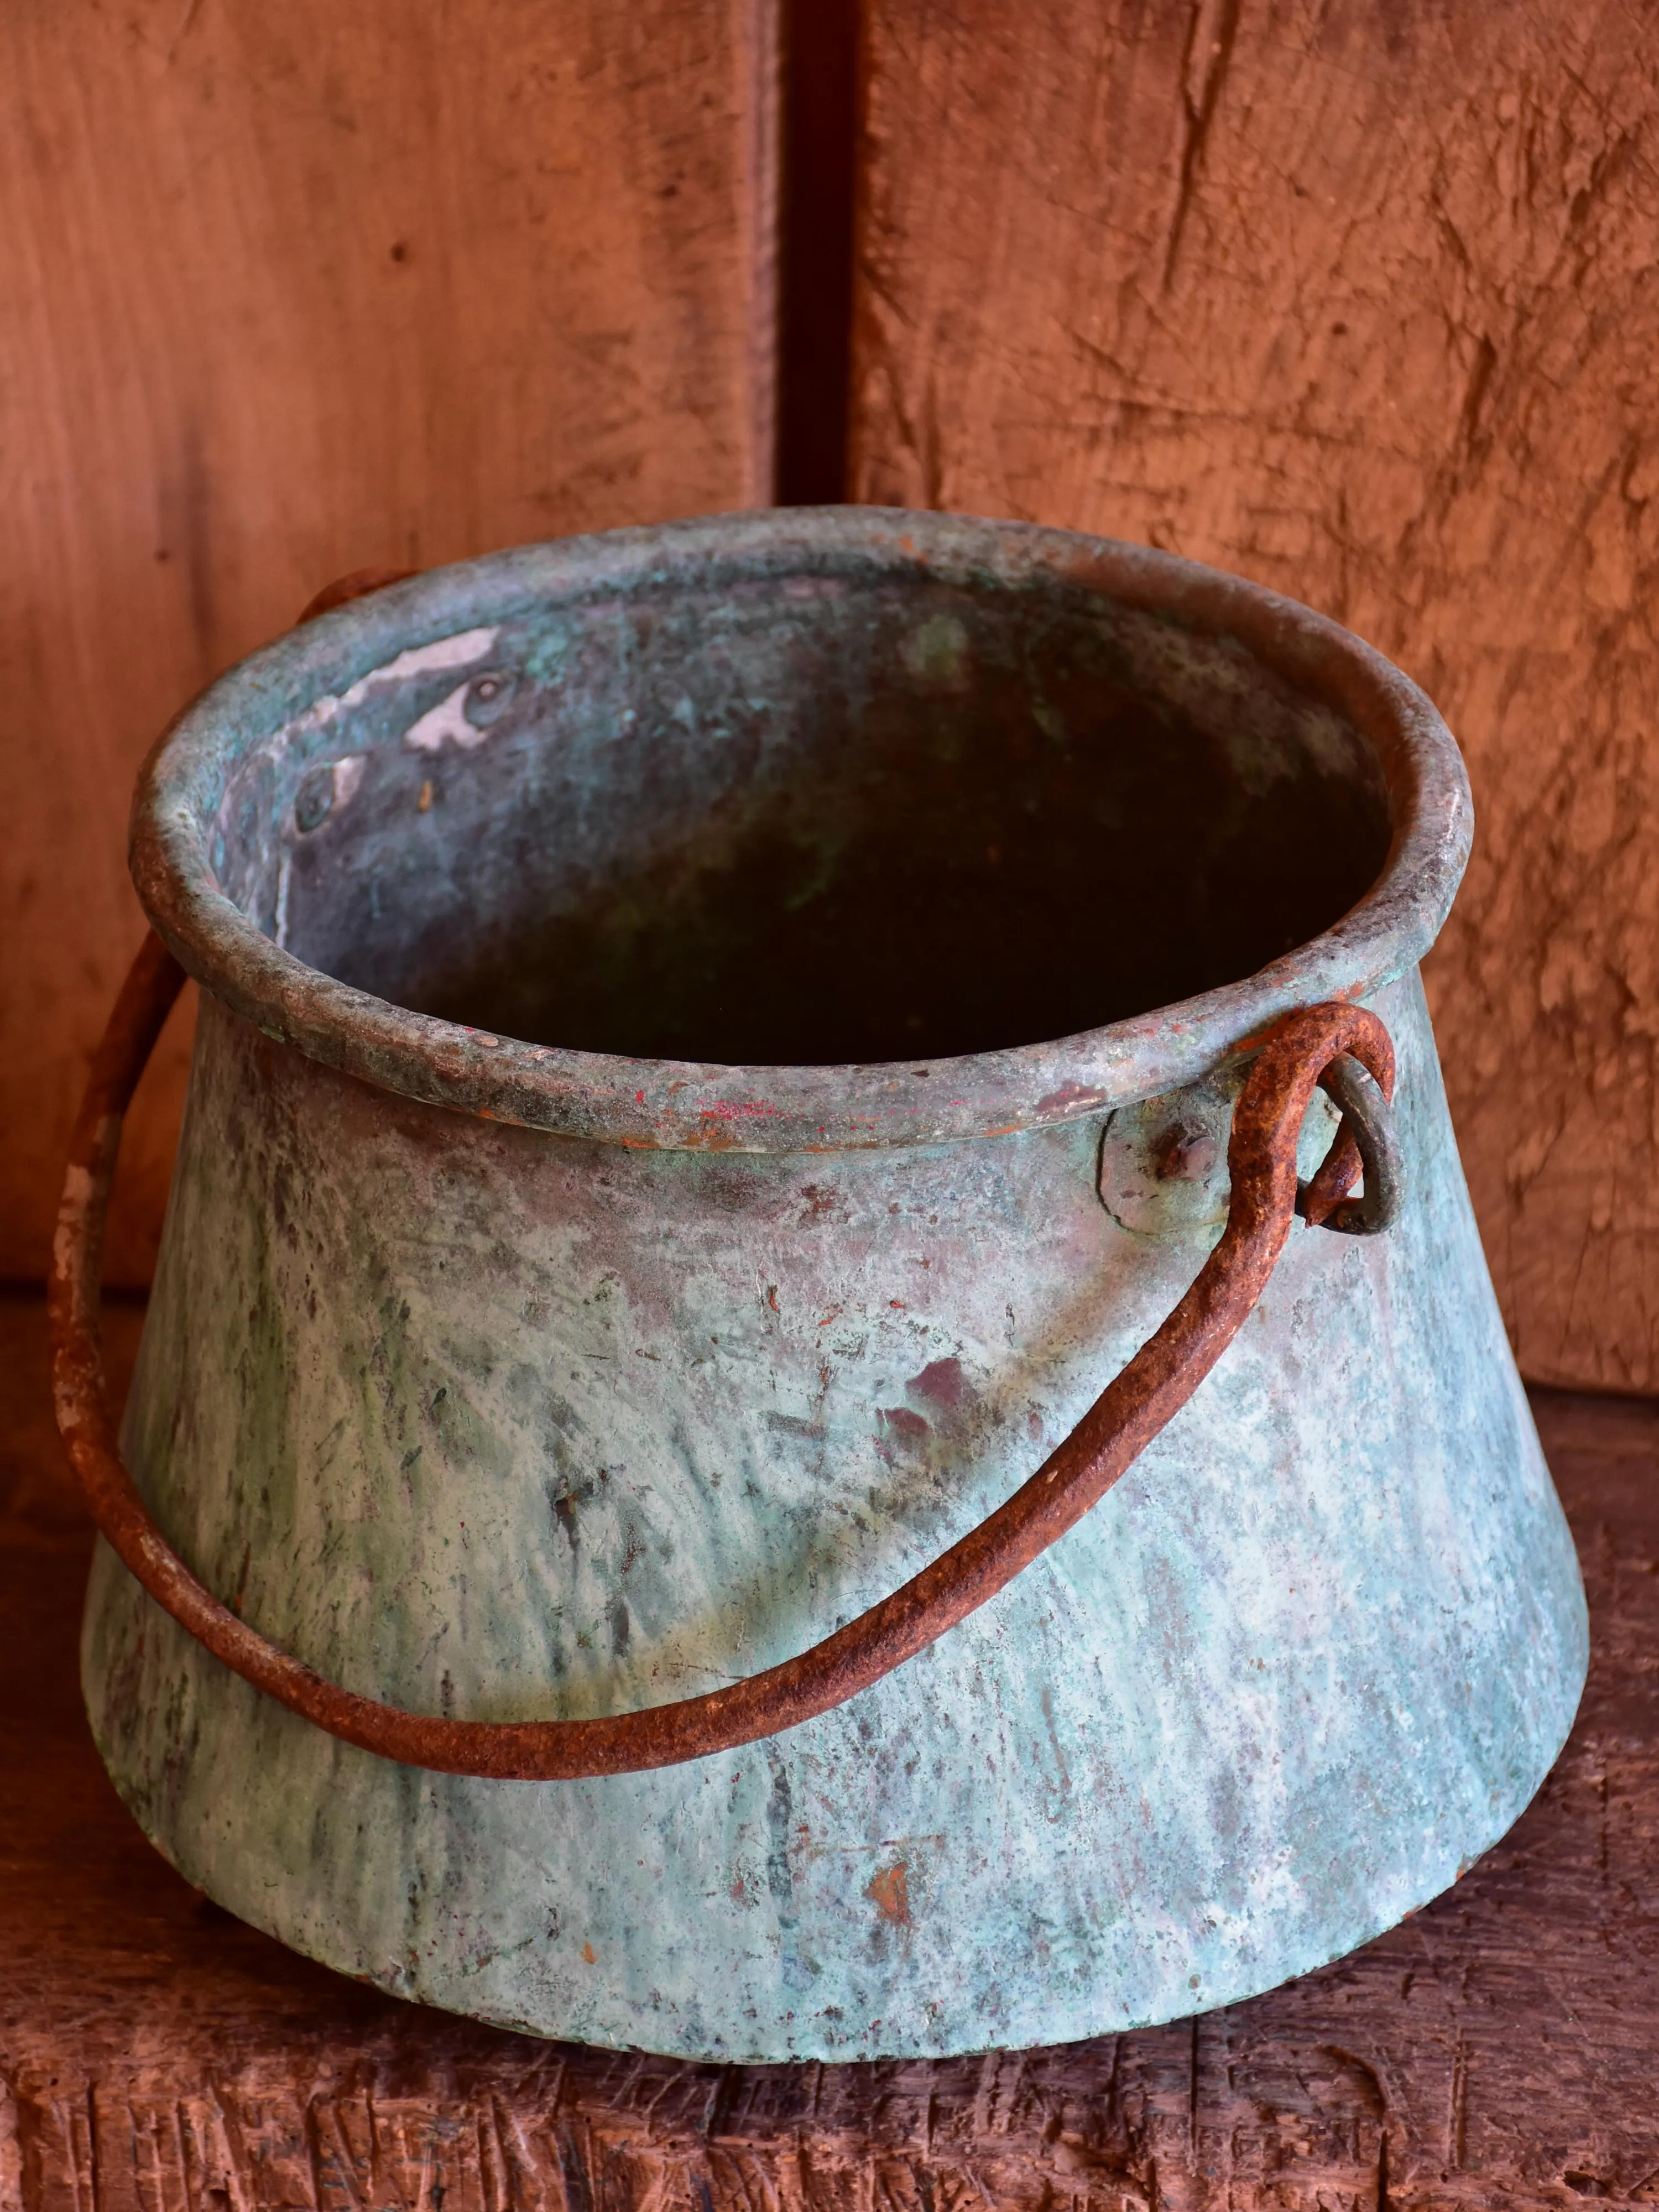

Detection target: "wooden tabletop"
[4, 1289, 1656, 2211]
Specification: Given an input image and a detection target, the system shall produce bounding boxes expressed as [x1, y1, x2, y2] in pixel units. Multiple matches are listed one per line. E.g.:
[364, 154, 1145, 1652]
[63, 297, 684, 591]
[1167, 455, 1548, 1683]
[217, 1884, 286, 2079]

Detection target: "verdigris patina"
[76, 510, 1585, 2060]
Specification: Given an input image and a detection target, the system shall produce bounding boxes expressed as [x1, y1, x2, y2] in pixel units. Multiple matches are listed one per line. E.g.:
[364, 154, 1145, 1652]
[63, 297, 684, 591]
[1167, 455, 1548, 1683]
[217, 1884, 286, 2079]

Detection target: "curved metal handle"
[51, 933, 1397, 1780]
[1297, 1050, 1404, 1234]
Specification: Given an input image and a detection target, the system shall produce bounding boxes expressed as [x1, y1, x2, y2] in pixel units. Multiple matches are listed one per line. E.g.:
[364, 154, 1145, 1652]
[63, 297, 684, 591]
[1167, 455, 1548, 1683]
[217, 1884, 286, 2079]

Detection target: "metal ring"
[1297, 1051, 1404, 1235]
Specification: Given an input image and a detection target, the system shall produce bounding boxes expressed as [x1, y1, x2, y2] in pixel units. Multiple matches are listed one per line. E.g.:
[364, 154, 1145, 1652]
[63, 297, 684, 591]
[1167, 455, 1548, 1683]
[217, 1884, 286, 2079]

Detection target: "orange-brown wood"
[1, 0, 776, 1285]
[849, 0, 1659, 1391]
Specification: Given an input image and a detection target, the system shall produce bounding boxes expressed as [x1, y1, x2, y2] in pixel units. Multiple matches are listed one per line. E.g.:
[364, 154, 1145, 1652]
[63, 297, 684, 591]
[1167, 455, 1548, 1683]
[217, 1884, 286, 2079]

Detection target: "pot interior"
[219, 568, 1392, 1066]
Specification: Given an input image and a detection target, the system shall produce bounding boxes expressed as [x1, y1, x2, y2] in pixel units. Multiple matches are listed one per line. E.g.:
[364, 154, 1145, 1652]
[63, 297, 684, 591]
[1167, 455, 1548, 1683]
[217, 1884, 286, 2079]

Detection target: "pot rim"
[130, 506, 1471, 1154]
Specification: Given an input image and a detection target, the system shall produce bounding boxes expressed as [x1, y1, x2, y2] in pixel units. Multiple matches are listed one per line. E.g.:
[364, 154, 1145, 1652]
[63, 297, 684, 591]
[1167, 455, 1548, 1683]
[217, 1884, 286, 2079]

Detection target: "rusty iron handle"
[1296, 1051, 1402, 1234]
[51, 933, 1397, 1780]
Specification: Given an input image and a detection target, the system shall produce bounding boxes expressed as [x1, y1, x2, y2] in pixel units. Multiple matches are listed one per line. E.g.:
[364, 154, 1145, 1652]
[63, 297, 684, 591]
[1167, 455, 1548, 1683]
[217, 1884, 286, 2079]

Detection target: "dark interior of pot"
[222, 568, 1393, 1065]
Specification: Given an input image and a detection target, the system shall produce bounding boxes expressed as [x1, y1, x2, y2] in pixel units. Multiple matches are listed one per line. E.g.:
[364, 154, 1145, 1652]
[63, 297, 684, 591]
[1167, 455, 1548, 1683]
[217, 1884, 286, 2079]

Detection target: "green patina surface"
[87, 512, 1587, 2062]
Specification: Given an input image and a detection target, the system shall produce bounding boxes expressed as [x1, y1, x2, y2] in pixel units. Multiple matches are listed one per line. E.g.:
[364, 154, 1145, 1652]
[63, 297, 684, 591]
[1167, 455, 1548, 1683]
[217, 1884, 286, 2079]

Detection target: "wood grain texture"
[3, 1287, 1658, 2209]
[0, 0, 776, 1285]
[848, 0, 1659, 1390]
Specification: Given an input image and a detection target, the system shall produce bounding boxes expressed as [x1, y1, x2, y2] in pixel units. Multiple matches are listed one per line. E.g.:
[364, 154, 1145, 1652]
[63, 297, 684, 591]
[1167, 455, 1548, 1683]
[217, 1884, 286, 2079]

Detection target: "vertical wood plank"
[1, 0, 776, 1284]
[849, 0, 1659, 1389]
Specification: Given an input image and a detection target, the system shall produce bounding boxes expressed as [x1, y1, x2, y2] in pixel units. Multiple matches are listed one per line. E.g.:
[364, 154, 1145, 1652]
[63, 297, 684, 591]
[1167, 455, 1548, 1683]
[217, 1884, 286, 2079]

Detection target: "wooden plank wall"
[849, 0, 1659, 1392]
[0, 0, 775, 1285]
[9, 0, 1658, 1396]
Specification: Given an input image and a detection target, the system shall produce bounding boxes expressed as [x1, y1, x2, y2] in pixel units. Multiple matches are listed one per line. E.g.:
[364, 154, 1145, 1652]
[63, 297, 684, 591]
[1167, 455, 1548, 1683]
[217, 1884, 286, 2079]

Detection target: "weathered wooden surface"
[4, 1286, 1658, 2208]
[0, 0, 775, 1287]
[849, 0, 1659, 1392]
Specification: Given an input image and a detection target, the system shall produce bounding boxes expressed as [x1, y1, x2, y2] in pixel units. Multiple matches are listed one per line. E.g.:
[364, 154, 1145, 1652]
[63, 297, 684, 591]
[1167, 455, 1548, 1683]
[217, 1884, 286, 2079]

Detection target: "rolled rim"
[130, 507, 1472, 1154]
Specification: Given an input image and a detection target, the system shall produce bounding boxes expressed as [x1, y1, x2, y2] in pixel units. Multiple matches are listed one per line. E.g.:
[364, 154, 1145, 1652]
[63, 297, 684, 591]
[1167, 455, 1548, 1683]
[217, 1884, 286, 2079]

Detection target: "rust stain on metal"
[1034, 1084, 1112, 1118]
[1153, 1121, 1219, 1183]
[909, 1357, 967, 1411]
[878, 1407, 931, 1444]
[867, 1863, 911, 1926]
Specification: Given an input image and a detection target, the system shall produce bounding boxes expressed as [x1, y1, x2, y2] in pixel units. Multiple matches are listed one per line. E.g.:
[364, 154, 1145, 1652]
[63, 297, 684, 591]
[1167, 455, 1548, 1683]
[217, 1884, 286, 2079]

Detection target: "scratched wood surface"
[4, 1287, 1657, 2211]
[0, 0, 775, 1288]
[848, 0, 1659, 1393]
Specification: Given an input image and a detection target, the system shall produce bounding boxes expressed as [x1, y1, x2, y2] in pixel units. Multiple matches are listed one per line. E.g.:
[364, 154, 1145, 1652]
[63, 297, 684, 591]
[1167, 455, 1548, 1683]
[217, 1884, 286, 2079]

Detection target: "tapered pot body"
[86, 510, 1587, 2061]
